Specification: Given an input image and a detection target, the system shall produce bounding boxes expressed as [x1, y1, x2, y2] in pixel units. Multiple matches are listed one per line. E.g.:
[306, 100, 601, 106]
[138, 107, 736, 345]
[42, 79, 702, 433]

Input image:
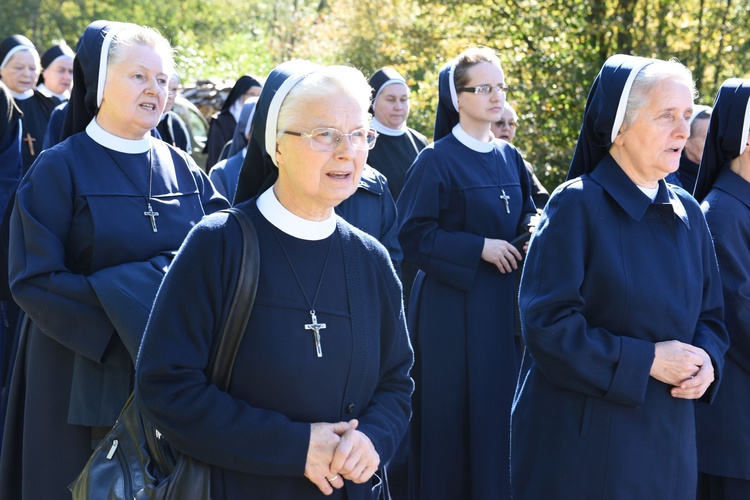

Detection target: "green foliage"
[5, 0, 749, 191]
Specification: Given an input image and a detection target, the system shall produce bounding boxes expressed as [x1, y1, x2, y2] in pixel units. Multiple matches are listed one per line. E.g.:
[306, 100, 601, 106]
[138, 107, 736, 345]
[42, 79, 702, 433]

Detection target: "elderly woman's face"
[275, 93, 368, 220]
[97, 44, 168, 140]
[374, 83, 410, 129]
[613, 77, 693, 186]
[0, 50, 39, 93]
[42, 57, 74, 95]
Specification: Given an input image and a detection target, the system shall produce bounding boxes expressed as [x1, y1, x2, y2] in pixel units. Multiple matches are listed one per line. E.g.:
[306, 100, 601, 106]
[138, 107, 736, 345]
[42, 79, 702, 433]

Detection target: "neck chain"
[271, 226, 335, 358]
[102, 145, 160, 232]
[471, 146, 512, 214]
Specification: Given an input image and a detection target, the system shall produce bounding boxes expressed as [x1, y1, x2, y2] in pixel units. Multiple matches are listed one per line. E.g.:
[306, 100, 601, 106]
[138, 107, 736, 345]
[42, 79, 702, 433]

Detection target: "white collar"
[452, 124, 494, 153]
[371, 117, 406, 137]
[37, 84, 69, 102]
[638, 184, 659, 201]
[10, 89, 34, 100]
[86, 118, 151, 153]
[257, 186, 336, 241]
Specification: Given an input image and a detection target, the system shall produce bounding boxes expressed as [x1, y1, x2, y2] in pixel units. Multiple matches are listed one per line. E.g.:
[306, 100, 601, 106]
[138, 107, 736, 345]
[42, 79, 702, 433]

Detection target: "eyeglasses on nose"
[495, 120, 518, 128]
[457, 84, 510, 95]
[283, 127, 378, 151]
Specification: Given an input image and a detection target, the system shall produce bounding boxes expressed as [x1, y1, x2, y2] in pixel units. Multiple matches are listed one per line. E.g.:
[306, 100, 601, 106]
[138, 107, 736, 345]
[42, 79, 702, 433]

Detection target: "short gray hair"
[277, 65, 372, 138]
[107, 24, 175, 78]
[623, 59, 697, 128]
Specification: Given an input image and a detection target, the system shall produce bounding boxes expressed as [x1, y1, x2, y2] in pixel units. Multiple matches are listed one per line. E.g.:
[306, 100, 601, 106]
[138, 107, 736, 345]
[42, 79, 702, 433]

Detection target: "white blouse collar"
[257, 187, 336, 241]
[452, 124, 494, 153]
[370, 117, 406, 137]
[10, 89, 34, 100]
[86, 118, 151, 153]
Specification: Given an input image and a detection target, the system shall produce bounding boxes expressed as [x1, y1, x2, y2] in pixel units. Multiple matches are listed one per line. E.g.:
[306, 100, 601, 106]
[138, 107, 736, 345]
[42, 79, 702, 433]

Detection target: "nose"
[334, 134, 357, 158]
[676, 116, 690, 138]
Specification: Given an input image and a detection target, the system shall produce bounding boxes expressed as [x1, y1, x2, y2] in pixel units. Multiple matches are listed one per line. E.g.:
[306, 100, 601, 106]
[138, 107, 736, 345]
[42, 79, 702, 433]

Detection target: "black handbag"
[69, 207, 260, 500]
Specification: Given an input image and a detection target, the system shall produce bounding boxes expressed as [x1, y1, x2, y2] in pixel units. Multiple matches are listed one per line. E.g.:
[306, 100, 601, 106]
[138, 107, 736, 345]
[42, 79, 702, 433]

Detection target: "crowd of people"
[0, 18, 746, 500]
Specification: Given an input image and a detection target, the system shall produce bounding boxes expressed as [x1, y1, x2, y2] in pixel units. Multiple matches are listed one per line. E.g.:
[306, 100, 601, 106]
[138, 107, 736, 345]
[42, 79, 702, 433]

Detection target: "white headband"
[1, 45, 35, 70]
[611, 59, 653, 143]
[448, 63, 458, 111]
[97, 25, 123, 107]
[741, 98, 750, 156]
[373, 78, 407, 108]
[265, 69, 318, 166]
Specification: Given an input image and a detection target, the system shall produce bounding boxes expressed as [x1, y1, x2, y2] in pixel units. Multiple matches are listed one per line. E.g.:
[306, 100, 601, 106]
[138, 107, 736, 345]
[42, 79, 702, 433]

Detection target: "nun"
[0, 20, 228, 499]
[156, 73, 191, 153]
[397, 47, 536, 500]
[693, 79, 750, 500]
[511, 55, 729, 499]
[209, 96, 258, 202]
[366, 67, 428, 200]
[204, 74, 262, 168]
[671, 104, 713, 191]
[37, 42, 75, 103]
[0, 34, 57, 171]
[0, 81, 22, 441]
[136, 60, 413, 499]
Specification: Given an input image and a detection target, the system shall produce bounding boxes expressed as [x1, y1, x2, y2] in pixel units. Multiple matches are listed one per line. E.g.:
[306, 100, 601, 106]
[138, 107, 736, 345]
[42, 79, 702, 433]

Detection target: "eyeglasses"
[495, 120, 518, 128]
[457, 84, 510, 95]
[283, 127, 378, 151]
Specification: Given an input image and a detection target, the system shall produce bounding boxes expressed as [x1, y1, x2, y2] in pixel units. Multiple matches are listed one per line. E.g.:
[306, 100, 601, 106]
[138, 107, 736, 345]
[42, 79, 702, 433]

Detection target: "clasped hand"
[304, 419, 380, 495]
[650, 340, 715, 399]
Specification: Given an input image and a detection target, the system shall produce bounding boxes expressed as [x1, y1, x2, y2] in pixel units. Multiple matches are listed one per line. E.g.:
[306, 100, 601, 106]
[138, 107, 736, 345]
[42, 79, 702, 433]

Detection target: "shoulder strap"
[208, 207, 260, 390]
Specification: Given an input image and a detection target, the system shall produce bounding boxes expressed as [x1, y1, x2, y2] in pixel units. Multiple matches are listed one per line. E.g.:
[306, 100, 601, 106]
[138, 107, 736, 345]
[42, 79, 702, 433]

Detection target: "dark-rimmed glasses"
[283, 127, 378, 151]
[457, 84, 510, 95]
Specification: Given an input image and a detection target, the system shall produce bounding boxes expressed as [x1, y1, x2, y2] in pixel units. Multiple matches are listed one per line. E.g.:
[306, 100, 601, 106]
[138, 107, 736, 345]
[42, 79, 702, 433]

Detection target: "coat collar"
[589, 153, 690, 228]
[709, 168, 750, 210]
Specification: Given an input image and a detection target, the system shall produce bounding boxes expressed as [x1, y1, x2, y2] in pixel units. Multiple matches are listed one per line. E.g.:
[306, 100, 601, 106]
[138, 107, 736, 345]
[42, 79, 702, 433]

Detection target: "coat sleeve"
[519, 184, 655, 407]
[397, 147, 485, 292]
[135, 213, 311, 477]
[352, 241, 413, 463]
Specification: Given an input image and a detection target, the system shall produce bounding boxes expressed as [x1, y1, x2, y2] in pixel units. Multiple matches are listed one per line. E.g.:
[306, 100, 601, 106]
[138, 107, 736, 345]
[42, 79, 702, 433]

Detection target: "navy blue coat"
[696, 168, 750, 480]
[336, 164, 402, 276]
[512, 154, 729, 499]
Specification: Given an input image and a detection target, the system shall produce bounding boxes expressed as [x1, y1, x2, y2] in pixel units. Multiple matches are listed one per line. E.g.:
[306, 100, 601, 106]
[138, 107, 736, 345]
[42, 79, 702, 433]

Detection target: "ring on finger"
[327, 475, 339, 483]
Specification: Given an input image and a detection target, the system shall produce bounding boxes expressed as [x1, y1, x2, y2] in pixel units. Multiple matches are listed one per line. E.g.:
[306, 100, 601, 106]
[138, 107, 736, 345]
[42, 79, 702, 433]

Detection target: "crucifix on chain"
[500, 189, 511, 214]
[144, 203, 159, 233]
[304, 310, 327, 357]
[23, 133, 36, 156]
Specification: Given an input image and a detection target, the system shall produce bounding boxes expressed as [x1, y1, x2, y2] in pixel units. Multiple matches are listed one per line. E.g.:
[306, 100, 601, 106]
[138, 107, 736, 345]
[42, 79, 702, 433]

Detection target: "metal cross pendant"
[500, 189, 511, 214]
[304, 310, 327, 357]
[144, 203, 160, 233]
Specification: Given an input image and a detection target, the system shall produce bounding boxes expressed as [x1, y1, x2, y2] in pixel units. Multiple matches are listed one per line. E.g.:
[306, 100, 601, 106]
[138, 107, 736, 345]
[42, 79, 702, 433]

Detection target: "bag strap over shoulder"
[208, 207, 260, 391]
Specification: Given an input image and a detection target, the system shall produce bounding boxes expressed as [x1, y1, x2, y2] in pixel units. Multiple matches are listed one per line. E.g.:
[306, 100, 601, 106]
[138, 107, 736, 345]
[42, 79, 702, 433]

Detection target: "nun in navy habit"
[511, 55, 729, 500]
[136, 60, 413, 499]
[204, 74, 262, 168]
[0, 21, 228, 500]
[0, 35, 57, 172]
[694, 79, 750, 500]
[397, 48, 536, 500]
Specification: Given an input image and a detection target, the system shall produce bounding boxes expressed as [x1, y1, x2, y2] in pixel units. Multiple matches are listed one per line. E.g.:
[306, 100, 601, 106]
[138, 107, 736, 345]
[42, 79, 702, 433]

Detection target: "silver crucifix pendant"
[304, 310, 327, 357]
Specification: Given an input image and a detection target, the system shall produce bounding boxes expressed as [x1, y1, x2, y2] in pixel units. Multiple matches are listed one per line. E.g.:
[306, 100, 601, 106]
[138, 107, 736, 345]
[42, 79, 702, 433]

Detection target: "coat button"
[346, 403, 356, 414]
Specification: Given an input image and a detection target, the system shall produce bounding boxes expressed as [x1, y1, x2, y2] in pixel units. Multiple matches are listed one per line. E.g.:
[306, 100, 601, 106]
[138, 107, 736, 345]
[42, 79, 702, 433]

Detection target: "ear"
[613, 126, 627, 146]
[275, 143, 283, 166]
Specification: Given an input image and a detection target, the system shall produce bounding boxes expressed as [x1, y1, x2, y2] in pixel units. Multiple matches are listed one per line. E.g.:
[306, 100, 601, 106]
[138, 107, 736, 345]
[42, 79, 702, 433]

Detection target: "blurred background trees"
[3, 0, 748, 190]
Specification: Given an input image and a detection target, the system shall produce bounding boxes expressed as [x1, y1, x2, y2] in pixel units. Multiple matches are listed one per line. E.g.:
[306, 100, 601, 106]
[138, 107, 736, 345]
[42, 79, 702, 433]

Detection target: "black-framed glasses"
[283, 127, 378, 151]
[457, 84, 510, 95]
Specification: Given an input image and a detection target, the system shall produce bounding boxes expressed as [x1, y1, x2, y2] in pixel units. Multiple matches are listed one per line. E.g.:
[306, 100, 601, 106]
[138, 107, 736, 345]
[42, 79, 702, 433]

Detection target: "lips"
[140, 103, 157, 111]
[328, 172, 351, 179]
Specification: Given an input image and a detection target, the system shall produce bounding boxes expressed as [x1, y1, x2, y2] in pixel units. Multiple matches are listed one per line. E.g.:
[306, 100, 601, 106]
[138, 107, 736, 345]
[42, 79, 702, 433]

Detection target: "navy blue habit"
[398, 58, 536, 499]
[694, 79, 750, 499]
[0, 20, 229, 500]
